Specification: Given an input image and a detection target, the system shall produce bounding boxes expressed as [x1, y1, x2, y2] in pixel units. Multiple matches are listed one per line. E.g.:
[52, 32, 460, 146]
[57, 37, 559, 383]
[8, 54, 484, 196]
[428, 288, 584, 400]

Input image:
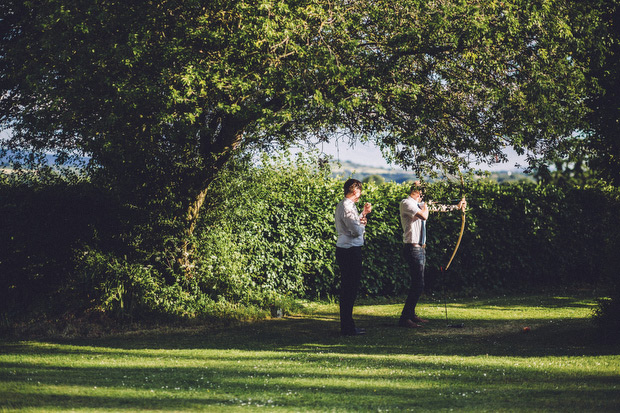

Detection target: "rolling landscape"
[330, 160, 534, 184]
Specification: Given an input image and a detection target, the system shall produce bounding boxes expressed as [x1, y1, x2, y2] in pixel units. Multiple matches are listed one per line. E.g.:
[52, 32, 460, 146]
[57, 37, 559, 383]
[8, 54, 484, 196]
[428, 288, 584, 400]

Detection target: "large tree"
[582, 0, 620, 185]
[1, 0, 596, 267]
[347, 0, 592, 170]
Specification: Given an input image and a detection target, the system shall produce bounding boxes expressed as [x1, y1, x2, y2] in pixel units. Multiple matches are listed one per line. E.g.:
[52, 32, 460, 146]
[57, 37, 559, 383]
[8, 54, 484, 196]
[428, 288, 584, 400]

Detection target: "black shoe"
[341, 328, 366, 336]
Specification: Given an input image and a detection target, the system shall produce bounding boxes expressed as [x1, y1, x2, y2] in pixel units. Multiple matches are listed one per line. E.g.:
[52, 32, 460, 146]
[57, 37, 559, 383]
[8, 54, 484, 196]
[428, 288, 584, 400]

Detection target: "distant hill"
[1, 151, 88, 169]
[1, 151, 533, 184]
[330, 160, 534, 184]
[330, 161, 417, 183]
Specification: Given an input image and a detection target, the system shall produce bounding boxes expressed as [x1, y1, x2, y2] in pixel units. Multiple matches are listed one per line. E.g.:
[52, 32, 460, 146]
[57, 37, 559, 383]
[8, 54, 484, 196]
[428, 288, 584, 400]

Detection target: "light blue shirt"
[335, 198, 365, 248]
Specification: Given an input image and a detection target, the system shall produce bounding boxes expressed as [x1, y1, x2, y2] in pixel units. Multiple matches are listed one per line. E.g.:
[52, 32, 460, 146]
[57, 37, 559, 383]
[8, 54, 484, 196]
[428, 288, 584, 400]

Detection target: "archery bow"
[444, 171, 466, 271]
[441, 170, 466, 328]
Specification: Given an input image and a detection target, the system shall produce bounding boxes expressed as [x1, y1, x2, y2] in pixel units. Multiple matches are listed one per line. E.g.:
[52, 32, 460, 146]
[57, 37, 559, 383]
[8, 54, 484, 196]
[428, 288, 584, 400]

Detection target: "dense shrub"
[193, 153, 342, 302]
[2, 158, 619, 326]
[0, 172, 123, 320]
[592, 286, 620, 343]
[193, 159, 620, 300]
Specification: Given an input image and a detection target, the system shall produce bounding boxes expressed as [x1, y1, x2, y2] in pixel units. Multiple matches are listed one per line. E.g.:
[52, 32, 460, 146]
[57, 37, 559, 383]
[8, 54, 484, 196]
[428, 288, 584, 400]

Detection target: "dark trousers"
[401, 244, 426, 321]
[336, 246, 362, 333]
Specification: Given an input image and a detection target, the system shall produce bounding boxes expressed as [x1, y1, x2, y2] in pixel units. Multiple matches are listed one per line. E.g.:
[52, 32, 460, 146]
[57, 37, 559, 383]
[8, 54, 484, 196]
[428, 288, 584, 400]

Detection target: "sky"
[2, 128, 527, 172]
[310, 139, 528, 172]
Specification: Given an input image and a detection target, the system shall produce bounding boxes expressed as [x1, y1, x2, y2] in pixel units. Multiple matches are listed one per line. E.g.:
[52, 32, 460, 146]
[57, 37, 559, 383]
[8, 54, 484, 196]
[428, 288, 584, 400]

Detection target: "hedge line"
[1, 156, 619, 323]
[197, 155, 620, 303]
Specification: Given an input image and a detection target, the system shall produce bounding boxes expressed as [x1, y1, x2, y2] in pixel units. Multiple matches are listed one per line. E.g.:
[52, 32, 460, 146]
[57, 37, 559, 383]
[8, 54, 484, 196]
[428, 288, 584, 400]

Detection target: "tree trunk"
[178, 185, 209, 276]
[177, 122, 245, 277]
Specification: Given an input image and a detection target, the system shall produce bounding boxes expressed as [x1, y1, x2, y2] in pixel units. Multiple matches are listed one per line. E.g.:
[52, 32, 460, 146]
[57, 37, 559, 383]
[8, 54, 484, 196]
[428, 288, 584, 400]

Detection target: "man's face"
[412, 191, 422, 202]
[349, 187, 362, 203]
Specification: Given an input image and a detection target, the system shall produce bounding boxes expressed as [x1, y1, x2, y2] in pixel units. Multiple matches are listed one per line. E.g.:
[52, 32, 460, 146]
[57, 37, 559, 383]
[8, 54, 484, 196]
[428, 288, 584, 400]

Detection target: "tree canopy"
[581, 0, 620, 185]
[0, 0, 611, 215]
[2, 0, 619, 319]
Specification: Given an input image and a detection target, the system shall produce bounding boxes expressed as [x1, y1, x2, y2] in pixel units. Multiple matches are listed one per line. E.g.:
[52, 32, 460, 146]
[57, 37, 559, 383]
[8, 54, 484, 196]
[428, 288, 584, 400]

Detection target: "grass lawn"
[1, 294, 619, 412]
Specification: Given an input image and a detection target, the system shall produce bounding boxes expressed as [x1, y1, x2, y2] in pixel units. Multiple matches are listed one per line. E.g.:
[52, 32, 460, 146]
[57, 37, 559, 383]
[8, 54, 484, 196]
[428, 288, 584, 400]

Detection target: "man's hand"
[458, 197, 467, 211]
[362, 202, 372, 216]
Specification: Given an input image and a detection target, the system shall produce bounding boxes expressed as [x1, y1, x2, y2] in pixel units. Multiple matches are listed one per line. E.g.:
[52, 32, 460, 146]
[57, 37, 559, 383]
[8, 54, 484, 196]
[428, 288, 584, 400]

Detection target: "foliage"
[1, 0, 606, 264]
[593, 294, 620, 343]
[3, 158, 620, 325]
[1, 0, 378, 271]
[579, 0, 620, 185]
[528, 0, 620, 186]
[347, 0, 597, 174]
[191, 161, 620, 299]
[193, 152, 341, 301]
[438, 180, 620, 293]
[3, 0, 595, 171]
[532, 157, 599, 186]
[0, 171, 122, 320]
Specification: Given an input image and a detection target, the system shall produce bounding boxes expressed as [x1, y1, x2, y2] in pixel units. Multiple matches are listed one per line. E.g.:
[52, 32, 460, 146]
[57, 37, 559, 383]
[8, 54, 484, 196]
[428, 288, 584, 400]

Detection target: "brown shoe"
[399, 319, 423, 328]
[412, 315, 429, 323]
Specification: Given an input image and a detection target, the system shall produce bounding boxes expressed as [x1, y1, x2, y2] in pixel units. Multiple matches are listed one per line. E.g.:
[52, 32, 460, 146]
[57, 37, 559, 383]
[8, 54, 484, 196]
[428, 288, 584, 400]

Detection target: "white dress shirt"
[400, 196, 425, 244]
[335, 198, 365, 248]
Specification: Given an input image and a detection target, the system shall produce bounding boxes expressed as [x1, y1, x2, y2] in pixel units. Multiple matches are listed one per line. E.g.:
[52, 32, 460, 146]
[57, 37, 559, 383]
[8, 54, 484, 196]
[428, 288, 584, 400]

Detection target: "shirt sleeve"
[401, 199, 420, 219]
[428, 203, 458, 213]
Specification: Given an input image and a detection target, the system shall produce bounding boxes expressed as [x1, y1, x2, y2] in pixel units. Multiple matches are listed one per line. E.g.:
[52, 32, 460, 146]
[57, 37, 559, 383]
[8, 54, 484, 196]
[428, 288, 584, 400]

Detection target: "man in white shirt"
[335, 179, 372, 336]
[399, 181, 466, 328]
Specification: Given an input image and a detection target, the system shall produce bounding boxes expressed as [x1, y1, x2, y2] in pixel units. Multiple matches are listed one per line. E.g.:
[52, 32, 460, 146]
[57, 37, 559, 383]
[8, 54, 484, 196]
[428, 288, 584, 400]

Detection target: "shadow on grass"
[455, 295, 600, 309]
[2, 295, 619, 412]
[12, 295, 615, 358]
[2, 355, 619, 411]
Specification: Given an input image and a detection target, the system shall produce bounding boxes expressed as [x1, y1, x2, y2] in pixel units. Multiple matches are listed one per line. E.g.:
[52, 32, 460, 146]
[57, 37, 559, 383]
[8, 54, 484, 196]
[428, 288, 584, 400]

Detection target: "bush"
[193, 161, 620, 300]
[194, 152, 342, 301]
[0, 172, 123, 320]
[3, 157, 620, 326]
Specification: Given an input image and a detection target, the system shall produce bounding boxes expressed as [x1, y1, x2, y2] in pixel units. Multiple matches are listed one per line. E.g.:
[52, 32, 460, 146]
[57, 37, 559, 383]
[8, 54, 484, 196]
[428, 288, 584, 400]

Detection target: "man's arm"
[415, 203, 429, 220]
[402, 199, 427, 221]
[342, 204, 366, 236]
[428, 197, 467, 213]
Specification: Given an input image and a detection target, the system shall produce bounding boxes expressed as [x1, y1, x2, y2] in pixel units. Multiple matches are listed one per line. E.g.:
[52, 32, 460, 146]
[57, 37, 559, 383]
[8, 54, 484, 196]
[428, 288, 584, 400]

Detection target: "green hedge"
[0, 174, 124, 319]
[194, 156, 620, 302]
[2, 157, 620, 323]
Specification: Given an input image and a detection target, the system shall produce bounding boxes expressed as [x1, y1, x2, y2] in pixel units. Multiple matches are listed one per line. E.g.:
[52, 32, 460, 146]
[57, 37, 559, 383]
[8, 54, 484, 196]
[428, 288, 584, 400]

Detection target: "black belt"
[408, 243, 426, 248]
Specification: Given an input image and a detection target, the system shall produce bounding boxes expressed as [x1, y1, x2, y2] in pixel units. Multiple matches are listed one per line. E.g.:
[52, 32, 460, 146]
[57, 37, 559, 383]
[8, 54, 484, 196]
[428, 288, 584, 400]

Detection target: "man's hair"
[409, 181, 423, 195]
[344, 178, 363, 196]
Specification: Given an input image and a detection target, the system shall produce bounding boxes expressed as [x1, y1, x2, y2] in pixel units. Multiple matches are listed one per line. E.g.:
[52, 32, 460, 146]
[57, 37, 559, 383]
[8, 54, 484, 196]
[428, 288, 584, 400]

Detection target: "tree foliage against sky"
[346, 0, 593, 172]
[0, 0, 612, 226]
[582, 0, 620, 185]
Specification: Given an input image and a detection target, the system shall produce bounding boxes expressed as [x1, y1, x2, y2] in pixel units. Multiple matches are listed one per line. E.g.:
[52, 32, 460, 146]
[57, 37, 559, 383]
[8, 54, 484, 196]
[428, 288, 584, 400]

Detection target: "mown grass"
[1, 294, 619, 412]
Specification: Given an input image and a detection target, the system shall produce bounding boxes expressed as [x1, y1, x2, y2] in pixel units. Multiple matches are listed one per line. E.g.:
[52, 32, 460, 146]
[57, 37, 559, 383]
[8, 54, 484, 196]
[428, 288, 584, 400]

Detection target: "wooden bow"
[444, 172, 466, 271]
